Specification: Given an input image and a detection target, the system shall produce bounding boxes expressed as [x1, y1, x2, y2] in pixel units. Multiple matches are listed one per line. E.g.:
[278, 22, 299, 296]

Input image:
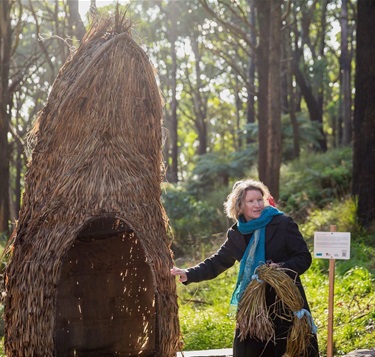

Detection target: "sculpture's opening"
[55, 217, 156, 357]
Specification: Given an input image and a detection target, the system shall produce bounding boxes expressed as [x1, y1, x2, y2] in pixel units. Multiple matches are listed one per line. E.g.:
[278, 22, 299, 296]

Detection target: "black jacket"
[184, 214, 312, 309]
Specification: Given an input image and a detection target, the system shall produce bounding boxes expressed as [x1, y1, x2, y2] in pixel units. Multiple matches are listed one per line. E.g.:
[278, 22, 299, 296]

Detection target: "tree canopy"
[1, 0, 374, 235]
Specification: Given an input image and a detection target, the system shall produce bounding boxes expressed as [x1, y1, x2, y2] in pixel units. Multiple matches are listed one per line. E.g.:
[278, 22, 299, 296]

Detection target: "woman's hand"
[170, 266, 188, 283]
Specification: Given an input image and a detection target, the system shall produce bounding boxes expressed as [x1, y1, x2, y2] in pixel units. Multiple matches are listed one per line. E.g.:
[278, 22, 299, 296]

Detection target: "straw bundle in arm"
[236, 264, 316, 357]
[237, 276, 274, 342]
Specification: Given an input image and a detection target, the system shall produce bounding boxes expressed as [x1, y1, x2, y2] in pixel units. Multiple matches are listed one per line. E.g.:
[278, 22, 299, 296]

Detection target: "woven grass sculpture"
[4, 15, 181, 357]
[237, 264, 315, 357]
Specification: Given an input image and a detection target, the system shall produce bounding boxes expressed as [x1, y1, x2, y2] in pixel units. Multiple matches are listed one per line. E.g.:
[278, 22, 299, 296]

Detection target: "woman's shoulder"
[227, 222, 240, 236]
[225, 223, 248, 259]
[270, 212, 295, 225]
[227, 223, 248, 244]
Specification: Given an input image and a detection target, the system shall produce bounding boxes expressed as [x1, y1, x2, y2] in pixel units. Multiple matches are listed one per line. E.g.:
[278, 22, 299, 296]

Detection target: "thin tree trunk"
[266, 0, 282, 200]
[13, 112, 26, 217]
[234, 76, 242, 150]
[255, 0, 270, 183]
[246, 0, 256, 144]
[0, 0, 12, 234]
[352, 0, 375, 227]
[341, 0, 352, 145]
[286, 28, 300, 159]
[67, 0, 86, 41]
[316, 0, 328, 145]
[191, 35, 208, 156]
[291, 2, 327, 152]
[293, 60, 327, 151]
[167, 2, 179, 183]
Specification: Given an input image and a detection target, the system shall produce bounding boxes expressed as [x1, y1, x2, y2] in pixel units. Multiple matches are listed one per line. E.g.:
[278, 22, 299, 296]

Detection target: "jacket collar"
[230, 214, 281, 241]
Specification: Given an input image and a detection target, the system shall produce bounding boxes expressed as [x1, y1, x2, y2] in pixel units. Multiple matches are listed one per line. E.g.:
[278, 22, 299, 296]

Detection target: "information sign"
[314, 231, 351, 260]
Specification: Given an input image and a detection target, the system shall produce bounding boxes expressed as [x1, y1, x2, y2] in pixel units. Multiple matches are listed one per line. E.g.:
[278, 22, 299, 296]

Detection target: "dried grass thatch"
[4, 15, 181, 357]
[237, 264, 314, 357]
[236, 280, 274, 342]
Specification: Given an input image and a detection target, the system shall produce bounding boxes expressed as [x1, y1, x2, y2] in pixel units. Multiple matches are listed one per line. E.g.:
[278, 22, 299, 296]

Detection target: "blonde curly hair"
[224, 179, 271, 220]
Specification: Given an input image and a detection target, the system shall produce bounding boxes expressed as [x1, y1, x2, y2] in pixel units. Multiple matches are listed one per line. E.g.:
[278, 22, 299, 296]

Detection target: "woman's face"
[242, 189, 265, 221]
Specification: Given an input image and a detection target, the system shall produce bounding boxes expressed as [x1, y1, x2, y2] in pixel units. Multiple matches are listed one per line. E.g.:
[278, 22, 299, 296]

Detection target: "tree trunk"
[234, 76, 243, 150]
[255, 0, 270, 183]
[67, 0, 86, 41]
[265, 0, 282, 200]
[0, 0, 12, 234]
[168, 60, 179, 183]
[168, 3, 179, 183]
[352, 0, 375, 227]
[286, 27, 300, 159]
[190, 35, 208, 157]
[340, 0, 352, 145]
[291, 2, 327, 152]
[161, 2, 179, 183]
[316, 0, 328, 147]
[293, 60, 327, 151]
[246, 0, 256, 144]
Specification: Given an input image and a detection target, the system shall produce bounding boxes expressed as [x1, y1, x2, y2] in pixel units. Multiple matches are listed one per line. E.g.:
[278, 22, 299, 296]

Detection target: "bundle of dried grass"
[237, 264, 314, 357]
[4, 14, 181, 357]
[237, 279, 274, 342]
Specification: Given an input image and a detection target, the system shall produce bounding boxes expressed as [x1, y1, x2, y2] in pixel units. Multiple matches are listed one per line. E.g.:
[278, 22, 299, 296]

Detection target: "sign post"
[314, 226, 351, 357]
[327, 225, 336, 357]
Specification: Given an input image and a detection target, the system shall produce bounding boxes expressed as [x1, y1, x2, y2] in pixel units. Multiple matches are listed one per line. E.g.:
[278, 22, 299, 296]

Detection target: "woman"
[171, 179, 319, 357]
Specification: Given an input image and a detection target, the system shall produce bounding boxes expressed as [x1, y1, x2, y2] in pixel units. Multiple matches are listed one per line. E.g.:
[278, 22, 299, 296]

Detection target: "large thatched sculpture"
[4, 16, 181, 357]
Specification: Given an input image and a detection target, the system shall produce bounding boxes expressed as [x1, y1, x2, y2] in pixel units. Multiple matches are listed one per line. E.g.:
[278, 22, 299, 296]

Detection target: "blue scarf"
[230, 206, 283, 309]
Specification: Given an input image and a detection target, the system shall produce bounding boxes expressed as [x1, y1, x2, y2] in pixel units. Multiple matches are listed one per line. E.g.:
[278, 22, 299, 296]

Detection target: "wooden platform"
[177, 349, 232, 356]
[177, 347, 375, 357]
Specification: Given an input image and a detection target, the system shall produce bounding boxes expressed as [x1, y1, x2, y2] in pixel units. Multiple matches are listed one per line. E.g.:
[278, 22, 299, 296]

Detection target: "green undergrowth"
[177, 254, 375, 355]
[176, 198, 375, 355]
[278, 146, 352, 222]
[177, 267, 238, 351]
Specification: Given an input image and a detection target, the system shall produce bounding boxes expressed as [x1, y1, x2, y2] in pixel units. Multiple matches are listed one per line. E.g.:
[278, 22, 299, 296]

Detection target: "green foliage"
[179, 307, 235, 351]
[302, 262, 375, 356]
[244, 111, 324, 161]
[300, 197, 358, 240]
[281, 112, 325, 158]
[279, 147, 352, 221]
[186, 148, 257, 196]
[299, 198, 375, 276]
[162, 183, 222, 257]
